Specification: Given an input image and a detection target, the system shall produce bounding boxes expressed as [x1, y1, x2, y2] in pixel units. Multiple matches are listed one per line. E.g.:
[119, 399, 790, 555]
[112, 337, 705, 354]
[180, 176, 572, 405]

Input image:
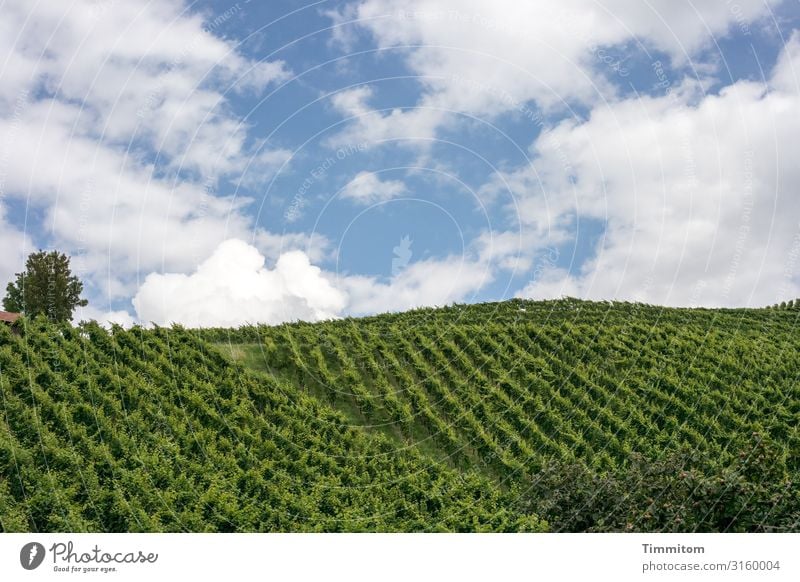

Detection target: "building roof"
[0, 311, 21, 323]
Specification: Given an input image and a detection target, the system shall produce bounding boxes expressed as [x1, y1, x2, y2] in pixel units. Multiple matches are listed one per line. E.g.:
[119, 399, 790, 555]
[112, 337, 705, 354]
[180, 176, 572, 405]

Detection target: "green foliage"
[3, 250, 87, 322]
[772, 298, 800, 310]
[0, 320, 544, 532]
[517, 437, 798, 532]
[2, 298, 799, 532]
[210, 298, 800, 532]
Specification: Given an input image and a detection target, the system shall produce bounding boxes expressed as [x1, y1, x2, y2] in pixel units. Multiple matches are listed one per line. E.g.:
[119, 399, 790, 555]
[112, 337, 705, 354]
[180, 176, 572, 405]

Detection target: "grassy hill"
[1, 298, 799, 532]
[0, 318, 542, 532]
[208, 299, 800, 531]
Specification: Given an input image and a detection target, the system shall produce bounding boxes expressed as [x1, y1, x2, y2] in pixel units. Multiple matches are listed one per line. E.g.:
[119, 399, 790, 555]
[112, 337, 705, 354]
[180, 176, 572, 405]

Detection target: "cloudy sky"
[2, 0, 800, 326]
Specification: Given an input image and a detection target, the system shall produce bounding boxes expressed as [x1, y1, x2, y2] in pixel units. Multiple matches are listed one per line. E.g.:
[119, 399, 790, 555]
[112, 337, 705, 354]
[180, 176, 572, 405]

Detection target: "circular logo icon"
[20, 542, 46, 570]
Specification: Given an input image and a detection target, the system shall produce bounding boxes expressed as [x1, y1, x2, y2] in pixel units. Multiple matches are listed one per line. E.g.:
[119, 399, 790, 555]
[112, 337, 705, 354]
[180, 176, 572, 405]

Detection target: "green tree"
[3, 250, 87, 322]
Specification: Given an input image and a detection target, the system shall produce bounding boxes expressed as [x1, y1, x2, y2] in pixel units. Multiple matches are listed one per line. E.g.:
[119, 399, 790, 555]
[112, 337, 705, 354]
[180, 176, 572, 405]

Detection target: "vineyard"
[1, 298, 799, 532]
[0, 318, 542, 532]
[208, 299, 800, 531]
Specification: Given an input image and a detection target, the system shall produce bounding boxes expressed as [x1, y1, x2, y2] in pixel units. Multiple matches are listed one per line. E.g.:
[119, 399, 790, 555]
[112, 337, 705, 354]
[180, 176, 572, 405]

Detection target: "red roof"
[0, 311, 21, 323]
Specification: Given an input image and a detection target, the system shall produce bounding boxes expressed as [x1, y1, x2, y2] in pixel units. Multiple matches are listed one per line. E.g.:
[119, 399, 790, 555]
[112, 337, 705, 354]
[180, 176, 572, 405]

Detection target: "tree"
[3, 250, 87, 322]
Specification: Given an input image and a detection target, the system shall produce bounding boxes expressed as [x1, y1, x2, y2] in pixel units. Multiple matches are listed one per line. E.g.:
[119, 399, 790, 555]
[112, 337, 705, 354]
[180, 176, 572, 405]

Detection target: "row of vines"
[0, 319, 544, 532]
[213, 299, 800, 531]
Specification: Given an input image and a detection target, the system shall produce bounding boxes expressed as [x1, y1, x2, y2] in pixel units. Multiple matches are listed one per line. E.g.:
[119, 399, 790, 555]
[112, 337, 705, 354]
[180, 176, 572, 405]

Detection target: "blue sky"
[2, 0, 800, 326]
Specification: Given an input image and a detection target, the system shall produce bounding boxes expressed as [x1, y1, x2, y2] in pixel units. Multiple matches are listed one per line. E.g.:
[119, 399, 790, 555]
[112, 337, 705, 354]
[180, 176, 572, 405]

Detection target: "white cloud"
[473, 229, 554, 274]
[339, 255, 492, 315]
[0, 0, 290, 301]
[237, 148, 293, 190]
[74, 305, 137, 329]
[130, 237, 503, 326]
[133, 239, 347, 327]
[341, 171, 407, 204]
[323, 4, 366, 52]
[254, 231, 333, 265]
[0, 90, 33, 289]
[326, 86, 446, 146]
[771, 30, 800, 92]
[515, 32, 800, 307]
[0, 209, 31, 291]
[517, 267, 581, 301]
[1, 100, 257, 280]
[1, 1, 289, 175]
[334, 0, 780, 127]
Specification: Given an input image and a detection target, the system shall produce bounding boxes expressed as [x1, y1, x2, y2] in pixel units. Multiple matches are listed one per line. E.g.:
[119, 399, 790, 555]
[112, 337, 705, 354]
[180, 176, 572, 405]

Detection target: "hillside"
[208, 299, 800, 531]
[1, 299, 798, 532]
[0, 318, 542, 532]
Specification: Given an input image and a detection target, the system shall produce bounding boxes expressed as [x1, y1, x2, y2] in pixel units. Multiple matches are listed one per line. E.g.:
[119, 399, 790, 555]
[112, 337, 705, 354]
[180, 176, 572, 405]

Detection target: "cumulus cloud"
[74, 305, 138, 329]
[516, 267, 582, 302]
[473, 229, 553, 274]
[341, 171, 407, 204]
[328, 0, 780, 143]
[131, 237, 503, 326]
[326, 86, 445, 147]
[513, 32, 800, 307]
[0, 0, 290, 300]
[132, 239, 347, 327]
[1, 1, 289, 174]
[340, 255, 492, 315]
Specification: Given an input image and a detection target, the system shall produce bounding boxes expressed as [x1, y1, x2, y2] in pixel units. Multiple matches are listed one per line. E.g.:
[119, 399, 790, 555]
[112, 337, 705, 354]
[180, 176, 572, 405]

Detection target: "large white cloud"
[4, 0, 795, 326]
[340, 255, 493, 315]
[131, 236, 509, 325]
[0, 1, 289, 175]
[133, 239, 347, 327]
[329, 0, 782, 143]
[513, 32, 800, 307]
[0, 0, 290, 302]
